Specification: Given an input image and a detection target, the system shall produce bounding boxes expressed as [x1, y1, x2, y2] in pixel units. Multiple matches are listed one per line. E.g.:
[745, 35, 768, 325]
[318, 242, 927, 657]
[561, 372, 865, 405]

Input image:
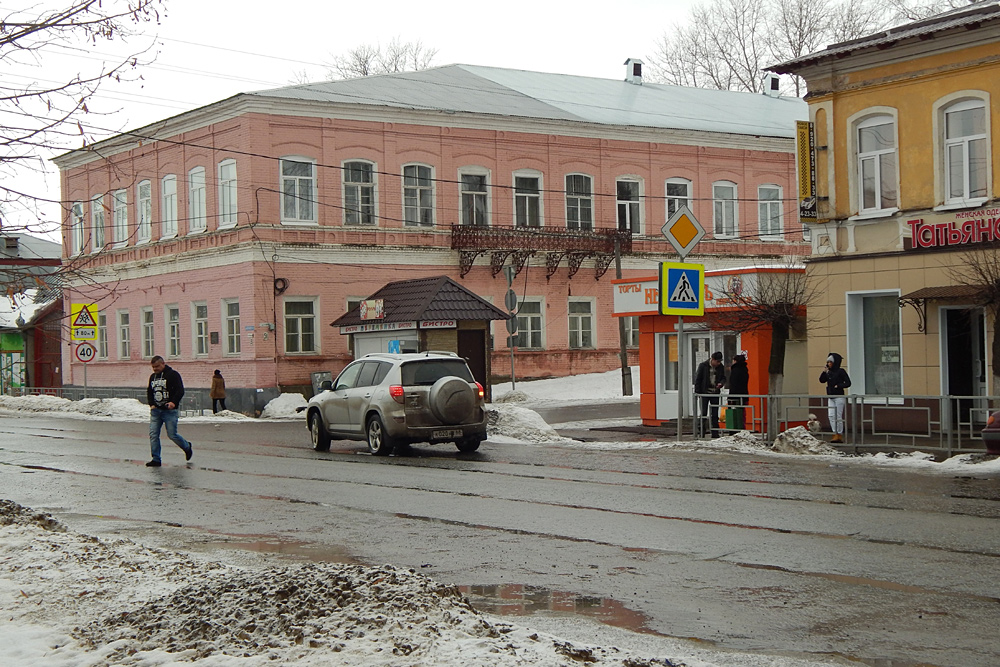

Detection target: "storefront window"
[661, 334, 678, 391]
[861, 294, 902, 394]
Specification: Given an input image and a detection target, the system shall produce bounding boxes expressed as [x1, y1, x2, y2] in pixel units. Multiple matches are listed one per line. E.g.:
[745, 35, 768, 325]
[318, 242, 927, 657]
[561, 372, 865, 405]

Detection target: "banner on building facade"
[796, 120, 817, 224]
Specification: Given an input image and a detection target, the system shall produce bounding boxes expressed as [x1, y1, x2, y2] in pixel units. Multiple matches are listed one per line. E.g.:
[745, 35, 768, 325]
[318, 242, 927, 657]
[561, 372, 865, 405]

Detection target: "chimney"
[762, 72, 780, 97]
[624, 58, 643, 85]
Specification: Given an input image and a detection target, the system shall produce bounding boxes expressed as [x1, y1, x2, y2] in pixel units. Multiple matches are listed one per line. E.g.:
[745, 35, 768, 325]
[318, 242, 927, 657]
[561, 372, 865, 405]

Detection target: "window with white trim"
[137, 180, 152, 243]
[70, 202, 85, 255]
[712, 181, 737, 238]
[568, 299, 594, 349]
[113, 189, 128, 245]
[856, 115, 898, 213]
[97, 313, 108, 360]
[141, 307, 155, 358]
[218, 159, 238, 227]
[165, 306, 181, 358]
[847, 292, 902, 395]
[616, 179, 641, 234]
[624, 315, 639, 348]
[665, 178, 691, 219]
[459, 170, 489, 226]
[281, 158, 316, 223]
[188, 167, 207, 233]
[161, 175, 177, 238]
[284, 298, 317, 354]
[514, 172, 541, 227]
[943, 99, 987, 205]
[224, 299, 241, 355]
[193, 303, 208, 356]
[91, 194, 105, 252]
[403, 164, 434, 226]
[758, 185, 782, 239]
[343, 160, 376, 225]
[565, 174, 593, 231]
[117, 310, 130, 359]
[514, 299, 543, 349]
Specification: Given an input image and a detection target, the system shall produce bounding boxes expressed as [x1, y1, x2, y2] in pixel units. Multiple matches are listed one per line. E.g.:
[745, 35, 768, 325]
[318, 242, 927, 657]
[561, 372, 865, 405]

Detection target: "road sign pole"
[677, 256, 684, 443]
[83, 363, 88, 399]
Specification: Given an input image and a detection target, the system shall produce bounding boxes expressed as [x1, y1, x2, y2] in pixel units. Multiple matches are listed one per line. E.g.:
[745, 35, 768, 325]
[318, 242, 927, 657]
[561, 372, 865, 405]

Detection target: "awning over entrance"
[898, 285, 982, 334]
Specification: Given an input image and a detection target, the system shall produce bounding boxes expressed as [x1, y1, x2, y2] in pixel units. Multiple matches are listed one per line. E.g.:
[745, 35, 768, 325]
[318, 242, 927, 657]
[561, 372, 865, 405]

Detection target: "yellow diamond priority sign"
[661, 205, 706, 258]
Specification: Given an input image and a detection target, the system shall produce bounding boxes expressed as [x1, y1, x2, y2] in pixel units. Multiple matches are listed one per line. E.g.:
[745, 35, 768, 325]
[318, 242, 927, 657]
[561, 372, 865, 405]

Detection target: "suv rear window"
[401, 360, 474, 386]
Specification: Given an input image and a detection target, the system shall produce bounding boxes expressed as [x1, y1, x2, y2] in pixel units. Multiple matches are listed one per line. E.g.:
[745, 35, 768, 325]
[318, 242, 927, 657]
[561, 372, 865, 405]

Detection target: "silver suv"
[305, 352, 488, 455]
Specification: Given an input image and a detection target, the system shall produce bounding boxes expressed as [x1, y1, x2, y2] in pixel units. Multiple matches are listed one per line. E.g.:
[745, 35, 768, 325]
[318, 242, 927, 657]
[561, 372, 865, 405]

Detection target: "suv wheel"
[367, 415, 395, 456]
[310, 411, 331, 452]
[456, 437, 483, 453]
[428, 376, 476, 425]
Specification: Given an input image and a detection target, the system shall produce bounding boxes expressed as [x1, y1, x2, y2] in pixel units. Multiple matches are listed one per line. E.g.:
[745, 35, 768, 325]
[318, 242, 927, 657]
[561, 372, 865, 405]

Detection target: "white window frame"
[141, 307, 155, 359]
[192, 302, 209, 357]
[218, 159, 238, 228]
[624, 315, 640, 349]
[136, 180, 152, 243]
[90, 194, 105, 253]
[402, 163, 435, 227]
[616, 177, 643, 234]
[846, 290, 903, 396]
[513, 170, 543, 228]
[223, 298, 241, 355]
[343, 160, 377, 226]
[69, 202, 85, 256]
[514, 298, 544, 349]
[112, 189, 128, 246]
[161, 175, 178, 238]
[568, 297, 595, 350]
[97, 313, 108, 360]
[165, 305, 181, 358]
[665, 177, 692, 219]
[458, 167, 490, 227]
[758, 184, 783, 240]
[712, 181, 738, 239]
[849, 110, 899, 217]
[565, 173, 593, 231]
[284, 297, 319, 355]
[188, 166, 207, 233]
[935, 94, 990, 208]
[280, 157, 317, 224]
[117, 310, 130, 360]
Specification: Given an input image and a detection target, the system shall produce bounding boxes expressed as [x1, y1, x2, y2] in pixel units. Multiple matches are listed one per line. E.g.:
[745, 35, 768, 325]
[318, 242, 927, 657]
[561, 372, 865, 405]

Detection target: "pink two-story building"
[54, 60, 808, 410]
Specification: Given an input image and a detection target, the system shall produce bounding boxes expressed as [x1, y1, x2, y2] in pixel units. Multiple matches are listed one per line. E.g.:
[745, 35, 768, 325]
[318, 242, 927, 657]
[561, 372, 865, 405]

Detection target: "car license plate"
[432, 429, 463, 439]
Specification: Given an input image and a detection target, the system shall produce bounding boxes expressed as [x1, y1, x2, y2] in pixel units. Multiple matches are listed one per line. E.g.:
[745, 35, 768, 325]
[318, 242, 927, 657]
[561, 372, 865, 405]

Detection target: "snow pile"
[0, 395, 150, 420]
[770, 426, 841, 455]
[492, 368, 641, 406]
[2, 500, 747, 667]
[487, 404, 577, 444]
[260, 392, 308, 419]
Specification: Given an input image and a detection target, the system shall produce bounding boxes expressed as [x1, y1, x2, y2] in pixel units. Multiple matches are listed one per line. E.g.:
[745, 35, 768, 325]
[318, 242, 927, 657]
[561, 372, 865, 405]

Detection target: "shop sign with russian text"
[907, 206, 1000, 249]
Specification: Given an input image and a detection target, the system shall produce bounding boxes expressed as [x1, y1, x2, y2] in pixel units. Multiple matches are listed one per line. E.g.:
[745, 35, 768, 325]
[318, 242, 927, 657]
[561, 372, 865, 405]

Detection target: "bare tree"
[0, 1, 163, 291]
[325, 38, 438, 80]
[954, 242, 1000, 396]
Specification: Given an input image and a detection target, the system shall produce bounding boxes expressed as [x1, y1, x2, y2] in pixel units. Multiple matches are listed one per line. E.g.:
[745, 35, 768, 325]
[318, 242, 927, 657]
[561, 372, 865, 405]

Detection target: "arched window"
[343, 160, 377, 225]
[855, 114, 898, 214]
[280, 157, 317, 223]
[942, 98, 988, 205]
[565, 174, 593, 231]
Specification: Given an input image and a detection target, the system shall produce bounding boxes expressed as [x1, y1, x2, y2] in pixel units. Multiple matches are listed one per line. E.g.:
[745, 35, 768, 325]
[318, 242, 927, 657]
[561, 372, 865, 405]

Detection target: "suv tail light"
[475, 382, 484, 399]
[389, 385, 405, 403]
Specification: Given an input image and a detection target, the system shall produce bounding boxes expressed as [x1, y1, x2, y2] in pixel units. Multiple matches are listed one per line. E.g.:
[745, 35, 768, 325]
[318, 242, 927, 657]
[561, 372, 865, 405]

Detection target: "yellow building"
[770, 1, 1000, 418]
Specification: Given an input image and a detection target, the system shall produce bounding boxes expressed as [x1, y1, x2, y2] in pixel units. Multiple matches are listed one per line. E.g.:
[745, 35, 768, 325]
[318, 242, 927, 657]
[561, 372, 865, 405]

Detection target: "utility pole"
[614, 237, 633, 396]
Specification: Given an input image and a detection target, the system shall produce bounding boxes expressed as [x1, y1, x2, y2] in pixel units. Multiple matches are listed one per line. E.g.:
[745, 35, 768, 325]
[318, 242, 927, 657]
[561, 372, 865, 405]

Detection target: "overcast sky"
[9, 0, 697, 238]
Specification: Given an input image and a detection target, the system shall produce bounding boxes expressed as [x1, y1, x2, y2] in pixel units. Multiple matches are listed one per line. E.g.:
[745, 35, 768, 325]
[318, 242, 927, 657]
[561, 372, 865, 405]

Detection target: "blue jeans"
[149, 407, 191, 462]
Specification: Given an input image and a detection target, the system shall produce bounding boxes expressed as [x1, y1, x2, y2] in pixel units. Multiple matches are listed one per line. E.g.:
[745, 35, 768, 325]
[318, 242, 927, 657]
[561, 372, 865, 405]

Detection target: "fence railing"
[694, 392, 996, 456]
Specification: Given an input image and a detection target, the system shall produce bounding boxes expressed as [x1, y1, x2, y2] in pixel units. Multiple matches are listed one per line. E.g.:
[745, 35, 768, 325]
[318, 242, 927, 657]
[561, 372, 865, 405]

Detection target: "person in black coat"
[146, 355, 193, 467]
[694, 351, 726, 438]
[819, 352, 852, 443]
[728, 354, 750, 430]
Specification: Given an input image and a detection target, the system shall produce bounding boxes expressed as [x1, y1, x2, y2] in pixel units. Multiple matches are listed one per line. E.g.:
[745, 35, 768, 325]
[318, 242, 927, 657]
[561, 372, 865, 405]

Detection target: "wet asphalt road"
[1, 412, 999, 666]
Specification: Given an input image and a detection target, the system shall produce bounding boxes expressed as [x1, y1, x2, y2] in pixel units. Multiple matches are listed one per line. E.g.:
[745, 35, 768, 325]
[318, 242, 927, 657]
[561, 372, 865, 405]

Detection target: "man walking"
[146, 355, 193, 467]
[694, 351, 726, 438]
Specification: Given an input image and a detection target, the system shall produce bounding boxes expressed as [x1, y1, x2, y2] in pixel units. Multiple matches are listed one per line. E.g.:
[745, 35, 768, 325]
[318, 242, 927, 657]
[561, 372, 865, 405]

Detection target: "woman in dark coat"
[728, 355, 749, 430]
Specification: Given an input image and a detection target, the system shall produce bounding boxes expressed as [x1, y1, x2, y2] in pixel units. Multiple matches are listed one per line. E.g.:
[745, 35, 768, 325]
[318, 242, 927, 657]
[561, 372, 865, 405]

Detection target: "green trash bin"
[725, 405, 738, 429]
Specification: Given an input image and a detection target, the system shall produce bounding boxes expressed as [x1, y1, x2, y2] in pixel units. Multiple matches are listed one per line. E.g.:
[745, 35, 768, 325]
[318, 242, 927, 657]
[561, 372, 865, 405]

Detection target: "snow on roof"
[0, 289, 58, 329]
[249, 64, 806, 139]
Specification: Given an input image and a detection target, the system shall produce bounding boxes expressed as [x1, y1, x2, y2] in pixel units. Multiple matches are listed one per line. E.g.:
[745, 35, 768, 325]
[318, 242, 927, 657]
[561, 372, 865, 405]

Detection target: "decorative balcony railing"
[450, 224, 632, 280]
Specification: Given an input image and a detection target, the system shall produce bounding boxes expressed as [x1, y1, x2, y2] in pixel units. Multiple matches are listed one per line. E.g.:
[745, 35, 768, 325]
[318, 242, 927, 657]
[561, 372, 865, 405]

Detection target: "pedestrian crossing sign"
[659, 262, 704, 316]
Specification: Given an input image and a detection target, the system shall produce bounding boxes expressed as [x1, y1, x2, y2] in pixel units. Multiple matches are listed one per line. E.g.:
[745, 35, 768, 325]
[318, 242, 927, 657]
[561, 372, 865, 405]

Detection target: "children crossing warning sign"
[71, 303, 98, 341]
[658, 262, 705, 316]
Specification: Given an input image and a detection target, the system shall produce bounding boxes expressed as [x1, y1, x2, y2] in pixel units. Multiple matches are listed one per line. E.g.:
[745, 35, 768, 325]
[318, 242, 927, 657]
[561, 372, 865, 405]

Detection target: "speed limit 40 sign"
[74, 341, 97, 364]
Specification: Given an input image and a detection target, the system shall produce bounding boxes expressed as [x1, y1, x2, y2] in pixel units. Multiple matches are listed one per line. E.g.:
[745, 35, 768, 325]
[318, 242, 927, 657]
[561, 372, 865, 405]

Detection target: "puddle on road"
[196, 538, 358, 564]
[459, 583, 653, 634]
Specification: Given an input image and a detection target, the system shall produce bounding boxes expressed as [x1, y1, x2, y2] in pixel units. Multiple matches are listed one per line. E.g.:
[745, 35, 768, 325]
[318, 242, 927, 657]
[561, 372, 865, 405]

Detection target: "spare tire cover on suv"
[428, 376, 476, 425]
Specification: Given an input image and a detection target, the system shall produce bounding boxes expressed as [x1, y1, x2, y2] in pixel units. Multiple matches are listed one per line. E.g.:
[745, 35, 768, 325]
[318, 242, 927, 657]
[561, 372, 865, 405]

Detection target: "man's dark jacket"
[694, 359, 725, 395]
[147, 364, 185, 408]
